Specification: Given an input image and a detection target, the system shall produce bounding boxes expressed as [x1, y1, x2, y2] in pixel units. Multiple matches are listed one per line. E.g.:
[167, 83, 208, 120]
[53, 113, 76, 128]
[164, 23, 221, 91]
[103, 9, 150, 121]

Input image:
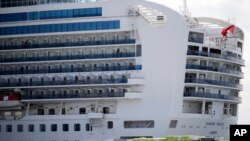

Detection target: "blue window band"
[0, 7, 102, 23]
[0, 20, 120, 36]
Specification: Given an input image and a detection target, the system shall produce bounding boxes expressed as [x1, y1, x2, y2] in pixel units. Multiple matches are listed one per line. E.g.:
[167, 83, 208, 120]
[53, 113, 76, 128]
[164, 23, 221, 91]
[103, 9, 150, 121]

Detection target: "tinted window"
[40, 124, 46, 132]
[74, 124, 80, 131]
[28, 124, 34, 132]
[62, 124, 69, 131]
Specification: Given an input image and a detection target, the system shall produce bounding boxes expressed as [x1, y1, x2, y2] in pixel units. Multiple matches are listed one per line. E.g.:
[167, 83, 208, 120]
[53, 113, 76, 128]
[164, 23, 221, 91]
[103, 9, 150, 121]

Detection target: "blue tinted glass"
[62, 10, 68, 18]
[45, 25, 50, 32]
[68, 10, 73, 18]
[51, 11, 56, 19]
[33, 25, 39, 33]
[67, 23, 74, 31]
[73, 23, 79, 31]
[45, 11, 51, 19]
[79, 23, 85, 30]
[40, 11, 45, 19]
[22, 26, 28, 34]
[85, 22, 90, 30]
[34, 12, 39, 20]
[28, 12, 34, 20]
[90, 8, 96, 16]
[96, 22, 102, 29]
[56, 24, 62, 32]
[73, 9, 80, 17]
[114, 21, 120, 29]
[51, 24, 56, 32]
[85, 9, 90, 16]
[102, 22, 109, 29]
[39, 25, 45, 33]
[28, 26, 33, 34]
[55, 10, 61, 18]
[96, 8, 102, 16]
[79, 9, 85, 16]
[90, 22, 97, 30]
[17, 27, 22, 34]
[62, 24, 68, 31]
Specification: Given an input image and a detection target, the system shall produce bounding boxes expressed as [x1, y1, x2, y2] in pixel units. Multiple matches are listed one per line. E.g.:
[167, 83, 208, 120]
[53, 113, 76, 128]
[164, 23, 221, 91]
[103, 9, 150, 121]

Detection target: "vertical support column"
[26, 103, 30, 116]
[59, 102, 63, 115]
[202, 100, 205, 114]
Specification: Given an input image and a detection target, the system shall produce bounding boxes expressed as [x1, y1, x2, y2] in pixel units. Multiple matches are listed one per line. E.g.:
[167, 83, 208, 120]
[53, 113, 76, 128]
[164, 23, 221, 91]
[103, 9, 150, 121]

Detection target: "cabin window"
[6, 125, 12, 132]
[62, 124, 69, 132]
[51, 124, 57, 132]
[74, 124, 81, 131]
[37, 109, 44, 115]
[40, 124, 46, 132]
[85, 123, 92, 131]
[107, 121, 113, 129]
[79, 108, 86, 114]
[103, 107, 110, 114]
[28, 124, 34, 132]
[169, 120, 178, 128]
[49, 109, 55, 115]
[17, 124, 23, 132]
[124, 120, 154, 128]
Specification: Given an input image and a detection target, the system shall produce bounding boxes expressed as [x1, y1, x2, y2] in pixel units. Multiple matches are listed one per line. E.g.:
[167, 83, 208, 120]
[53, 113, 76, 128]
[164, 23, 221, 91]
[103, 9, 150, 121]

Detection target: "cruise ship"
[0, 0, 245, 140]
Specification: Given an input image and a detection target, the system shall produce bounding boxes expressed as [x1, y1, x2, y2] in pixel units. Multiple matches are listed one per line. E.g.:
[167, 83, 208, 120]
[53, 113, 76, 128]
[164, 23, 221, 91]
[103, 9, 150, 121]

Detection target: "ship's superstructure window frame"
[124, 120, 154, 129]
[74, 124, 81, 131]
[28, 124, 34, 132]
[6, 125, 12, 132]
[17, 124, 23, 132]
[0, 20, 120, 36]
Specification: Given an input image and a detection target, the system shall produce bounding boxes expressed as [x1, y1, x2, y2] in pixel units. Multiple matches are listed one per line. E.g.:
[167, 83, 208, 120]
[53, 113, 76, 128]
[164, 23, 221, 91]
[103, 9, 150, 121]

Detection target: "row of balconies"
[0, 52, 136, 63]
[0, 39, 136, 51]
[0, 78, 128, 88]
[187, 50, 245, 65]
[22, 91, 125, 100]
[184, 92, 242, 103]
[0, 65, 142, 75]
[186, 64, 244, 78]
[185, 78, 243, 90]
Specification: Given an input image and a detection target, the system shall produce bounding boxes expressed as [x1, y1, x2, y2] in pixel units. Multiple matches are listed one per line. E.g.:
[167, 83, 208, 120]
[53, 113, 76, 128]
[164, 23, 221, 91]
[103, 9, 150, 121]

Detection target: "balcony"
[0, 78, 128, 88]
[187, 51, 245, 65]
[0, 65, 142, 75]
[0, 39, 136, 51]
[0, 52, 136, 64]
[21, 92, 126, 100]
[186, 64, 244, 78]
[184, 92, 242, 103]
[185, 78, 243, 90]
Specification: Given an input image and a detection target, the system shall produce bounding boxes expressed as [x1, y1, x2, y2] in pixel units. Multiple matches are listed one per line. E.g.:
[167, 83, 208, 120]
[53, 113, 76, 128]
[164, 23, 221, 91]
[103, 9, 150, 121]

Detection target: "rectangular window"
[85, 123, 92, 131]
[169, 120, 178, 128]
[124, 120, 154, 128]
[62, 124, 69, 132]
[107, 121, 113, 129]
[17, 124, 23, 132]
[74, 124, 80, 131]
[0, 20, 120, 36]
[28, 124, 34, 132]
[188, 32, 204, 44]
[40, 124, 46, 132]
[79, 108, 86, 114]
[6, 125, 12, 132]
[51, 124, 57, 132]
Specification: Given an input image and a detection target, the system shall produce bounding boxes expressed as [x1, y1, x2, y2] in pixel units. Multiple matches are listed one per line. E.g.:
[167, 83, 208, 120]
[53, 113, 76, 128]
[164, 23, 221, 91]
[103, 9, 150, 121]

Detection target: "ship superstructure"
[0, 0, 244, 140]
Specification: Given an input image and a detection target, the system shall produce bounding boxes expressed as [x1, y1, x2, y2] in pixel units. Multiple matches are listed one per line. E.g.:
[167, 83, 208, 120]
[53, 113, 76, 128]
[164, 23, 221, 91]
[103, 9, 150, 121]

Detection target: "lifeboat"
[0, 92, 22, 108]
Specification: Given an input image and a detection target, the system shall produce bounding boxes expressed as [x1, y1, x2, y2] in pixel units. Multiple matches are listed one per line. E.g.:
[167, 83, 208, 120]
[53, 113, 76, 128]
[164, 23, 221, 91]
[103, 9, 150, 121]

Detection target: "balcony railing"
[0, 39, 136, 51]
[184, 92, 242, 102]
[185, 78, 243, 90]
[0, 52, 136, 63]
[22, 92, 125, 100]
[0, 65, 142, 75]
[0, 78, 127, 87]
[186, 64, 244, 77]
[187, 51, 245, 65]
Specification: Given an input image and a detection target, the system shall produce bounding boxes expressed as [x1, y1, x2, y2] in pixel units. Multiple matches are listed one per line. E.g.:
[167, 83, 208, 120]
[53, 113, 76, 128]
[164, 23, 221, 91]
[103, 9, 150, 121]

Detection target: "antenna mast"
[182, 0, 190, 16]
